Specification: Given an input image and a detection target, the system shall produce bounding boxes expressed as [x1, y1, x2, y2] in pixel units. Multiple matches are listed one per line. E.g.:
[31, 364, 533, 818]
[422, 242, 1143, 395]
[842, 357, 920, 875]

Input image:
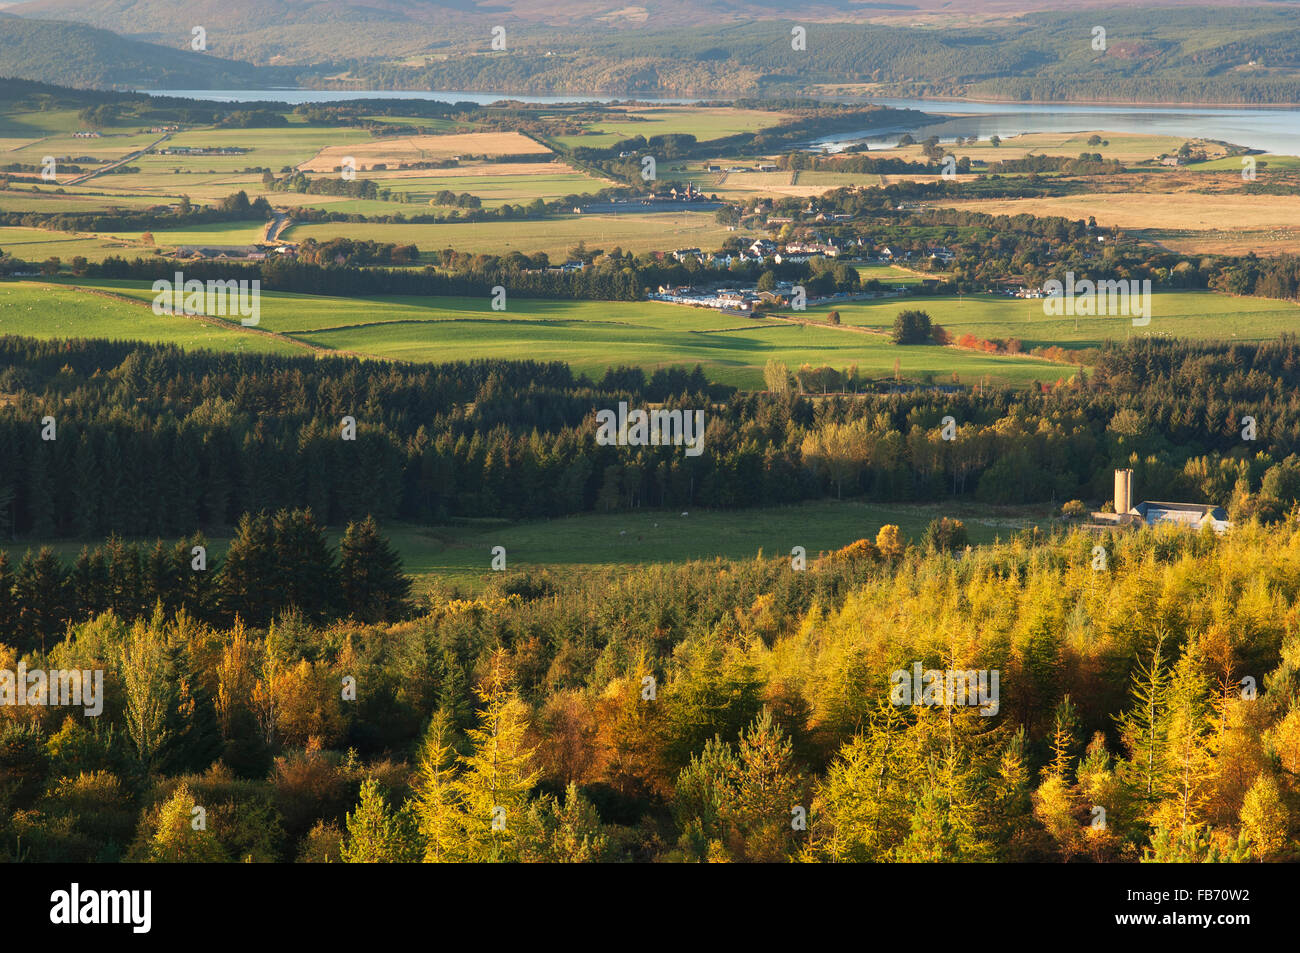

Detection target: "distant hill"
[0, 12, 291, 87]
[2, 2, 1299, 103]
[11, 0, 1295, 65]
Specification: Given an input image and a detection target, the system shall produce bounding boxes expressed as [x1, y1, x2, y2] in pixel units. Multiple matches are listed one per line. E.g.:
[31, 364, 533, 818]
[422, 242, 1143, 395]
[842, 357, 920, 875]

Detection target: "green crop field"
[0, 499, 1055, 594]
[281, 212, 738, 259]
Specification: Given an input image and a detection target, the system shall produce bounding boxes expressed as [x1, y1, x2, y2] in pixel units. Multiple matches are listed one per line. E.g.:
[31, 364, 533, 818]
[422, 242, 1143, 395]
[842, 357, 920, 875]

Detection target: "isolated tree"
[892, 309, 933, 345]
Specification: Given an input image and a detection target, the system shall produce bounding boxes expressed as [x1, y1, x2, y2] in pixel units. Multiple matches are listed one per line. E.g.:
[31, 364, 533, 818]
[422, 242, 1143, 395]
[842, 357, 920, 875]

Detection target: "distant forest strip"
[2, 336, 1300, 542]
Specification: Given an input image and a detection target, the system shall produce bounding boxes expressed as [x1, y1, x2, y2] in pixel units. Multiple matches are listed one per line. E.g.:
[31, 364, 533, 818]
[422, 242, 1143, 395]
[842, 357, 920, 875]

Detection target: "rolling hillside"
[0, 12, 289, 87]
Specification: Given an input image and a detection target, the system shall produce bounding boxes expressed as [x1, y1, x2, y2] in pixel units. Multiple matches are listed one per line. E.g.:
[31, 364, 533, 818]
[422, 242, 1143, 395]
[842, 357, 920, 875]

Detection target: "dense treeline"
[3, 521, 1299, 861]
[5, 336, 1300, 543]
[0, 511, 411, 652]
[0, 190, 272, 236]
[67, 242, 862, 300]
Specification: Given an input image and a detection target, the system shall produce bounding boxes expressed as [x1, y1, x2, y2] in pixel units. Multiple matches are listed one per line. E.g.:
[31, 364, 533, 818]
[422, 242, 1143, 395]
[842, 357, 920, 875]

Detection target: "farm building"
[1090, 469, 1232, 534]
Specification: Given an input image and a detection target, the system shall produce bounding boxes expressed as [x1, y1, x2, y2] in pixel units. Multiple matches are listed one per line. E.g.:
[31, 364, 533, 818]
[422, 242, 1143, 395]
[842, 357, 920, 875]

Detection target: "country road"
[264, 210, 290, 243]
[62, 132, 172, 186]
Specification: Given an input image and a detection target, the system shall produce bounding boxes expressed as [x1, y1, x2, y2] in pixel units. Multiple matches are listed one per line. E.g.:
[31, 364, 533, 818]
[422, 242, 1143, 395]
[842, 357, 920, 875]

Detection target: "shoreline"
[136, 86, 1300, 110]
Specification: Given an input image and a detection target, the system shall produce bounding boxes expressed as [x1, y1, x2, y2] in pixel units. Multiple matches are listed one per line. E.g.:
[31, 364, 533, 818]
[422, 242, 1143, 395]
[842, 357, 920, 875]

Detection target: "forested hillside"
[2, 512, 1298, 861]
[0, 14, 286, 88]
[3, 5, 1299, 103]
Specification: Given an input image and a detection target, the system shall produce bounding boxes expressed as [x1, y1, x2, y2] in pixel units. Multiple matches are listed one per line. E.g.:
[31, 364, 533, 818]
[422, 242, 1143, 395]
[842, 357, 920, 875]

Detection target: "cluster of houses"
[72, 131, 102, 139]
[666, 235, 955, 270]
[705, 163, 780, 173]
[650, 286, 764, 315]
[647, 181, 710, 203]
[651, 278, 902, 316]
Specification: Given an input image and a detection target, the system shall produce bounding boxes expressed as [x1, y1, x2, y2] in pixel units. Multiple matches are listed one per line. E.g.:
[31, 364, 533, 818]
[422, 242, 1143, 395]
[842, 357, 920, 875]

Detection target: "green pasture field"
[281, 212, 738, 259]
[1187, 154, 1300, 172]
[358, 116, 478, 132]
[794, 171, 885, 188]
[0, 500, 1056, 593]
[0, 280, 302, 354]
[10, 279, 1293, 388]
[90, 171, 265, 204]
[0, 106, 96, 139]
[550, 106, 790, 150]
[362, 170, 612, 207]
[385, 499, 1055, 592]
[0, 226, 136, 262]
[140, 125, 371, 174]
[11, 279, 1066, 388]
[94, 220, 270, 248]
[0, 117, 161, 165]
[854, 264, 923, 286]
[799, 291, 1300, 350]
[0, 185, 179, 212]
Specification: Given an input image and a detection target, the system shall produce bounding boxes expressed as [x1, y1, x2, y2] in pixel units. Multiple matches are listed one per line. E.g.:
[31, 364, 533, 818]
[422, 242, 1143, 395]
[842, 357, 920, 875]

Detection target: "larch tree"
[456, 650, 541, 862]
[413, 710, 464, 863]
